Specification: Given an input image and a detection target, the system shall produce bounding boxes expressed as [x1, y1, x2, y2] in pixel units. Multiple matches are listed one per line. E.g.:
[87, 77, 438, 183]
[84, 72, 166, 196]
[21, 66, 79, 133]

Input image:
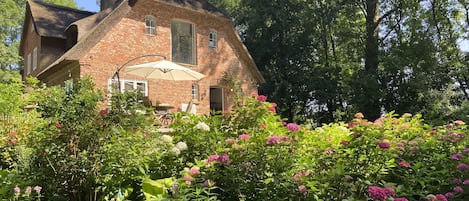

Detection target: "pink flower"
[257, 95, 267, 102]
[451, 153, 463, 160]
[99, 109, 108, 115]
[457, 163, 469, 170]
[378, 142, 390, 149]
[9, 132, 18, 138]
[260, 124, 267, 129]
[298, 185, 307, 195]
[398, 161, 411, 168]
[268, 106, 276, 113]
[435, 194, 448, 201]
[239, 134, 250, 140]
[266, 136, 281, 145]
[453, 186, 464, 192]
[207, 155, 220, 163]
[454, 120, 465, 126]
[185, 180, 192, 186]
[340, 141, 350, 145]
[445, 192, 454, 198]
[286, 123, 300, 132]
[394, 198, 409, 201]
[463, 179, 469, 185]
[368, 186, 387, 201]
[189, 167, 200, 175]
[55, 122, 63, 128]
[14, 187, 20, 195]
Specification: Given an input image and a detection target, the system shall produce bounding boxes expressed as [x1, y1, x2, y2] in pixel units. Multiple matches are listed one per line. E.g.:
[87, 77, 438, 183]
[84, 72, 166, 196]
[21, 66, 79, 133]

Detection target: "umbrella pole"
[111, 54, 166, 92]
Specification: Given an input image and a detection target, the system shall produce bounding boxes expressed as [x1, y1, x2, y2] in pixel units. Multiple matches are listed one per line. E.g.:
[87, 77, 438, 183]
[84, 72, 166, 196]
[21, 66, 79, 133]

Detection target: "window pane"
[171, 21, 195, 64]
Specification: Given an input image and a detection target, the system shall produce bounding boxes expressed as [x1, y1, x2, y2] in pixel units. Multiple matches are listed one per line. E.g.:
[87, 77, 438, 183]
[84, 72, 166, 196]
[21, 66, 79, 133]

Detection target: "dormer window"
[145, 15, 156, 35]
[209, 30, 217, 48]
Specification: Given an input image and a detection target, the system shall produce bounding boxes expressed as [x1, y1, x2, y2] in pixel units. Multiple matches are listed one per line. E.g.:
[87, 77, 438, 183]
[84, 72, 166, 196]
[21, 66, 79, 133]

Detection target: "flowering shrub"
[2, 77, 469, 201]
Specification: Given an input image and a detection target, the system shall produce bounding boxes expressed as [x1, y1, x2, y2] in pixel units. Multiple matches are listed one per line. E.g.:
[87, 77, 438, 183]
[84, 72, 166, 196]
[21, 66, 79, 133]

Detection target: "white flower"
[171, 147, 181, 156]
[161, 135, 173, 143]
[195, 122, 210, 131]
[175, 141, 188, 151]
[338, 126, 348, 132]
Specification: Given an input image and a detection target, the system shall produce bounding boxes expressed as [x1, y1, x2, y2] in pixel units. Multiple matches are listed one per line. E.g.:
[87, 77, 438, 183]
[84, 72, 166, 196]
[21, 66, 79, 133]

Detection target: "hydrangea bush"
[1, 78, 469, 200]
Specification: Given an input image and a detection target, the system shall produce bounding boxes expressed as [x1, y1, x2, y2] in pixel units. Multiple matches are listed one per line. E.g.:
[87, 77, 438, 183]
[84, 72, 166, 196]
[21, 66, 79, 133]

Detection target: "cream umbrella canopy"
[125, 60, 205, 81]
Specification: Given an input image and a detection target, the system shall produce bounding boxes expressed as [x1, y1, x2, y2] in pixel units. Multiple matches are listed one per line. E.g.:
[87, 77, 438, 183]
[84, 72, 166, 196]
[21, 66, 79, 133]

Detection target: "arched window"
[145, 15, 156, 35]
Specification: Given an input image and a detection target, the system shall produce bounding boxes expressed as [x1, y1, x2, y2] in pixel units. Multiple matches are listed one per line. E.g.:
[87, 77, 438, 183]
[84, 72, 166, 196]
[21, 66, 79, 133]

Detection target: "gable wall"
[22, 16, 41, 78]
[80, 1, 259, 114]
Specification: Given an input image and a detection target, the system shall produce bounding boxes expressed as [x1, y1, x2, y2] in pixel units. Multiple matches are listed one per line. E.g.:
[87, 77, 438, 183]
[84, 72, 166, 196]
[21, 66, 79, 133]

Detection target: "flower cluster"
[286, 123, 300, 132]
[293, 170, 311, 182]
[195, 122, 210, 131]
[367, 186, 395, 201]
[266, 136, 291, 146]
[207, 153, 230, 164]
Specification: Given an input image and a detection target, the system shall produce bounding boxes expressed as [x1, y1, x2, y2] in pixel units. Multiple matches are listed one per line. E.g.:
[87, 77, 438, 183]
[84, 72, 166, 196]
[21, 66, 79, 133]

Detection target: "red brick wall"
[80, 1, 259, 114]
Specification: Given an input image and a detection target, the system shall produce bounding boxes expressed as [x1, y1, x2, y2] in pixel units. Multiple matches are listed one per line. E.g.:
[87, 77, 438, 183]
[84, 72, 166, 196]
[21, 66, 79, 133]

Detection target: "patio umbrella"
[125, 60, 205, 81]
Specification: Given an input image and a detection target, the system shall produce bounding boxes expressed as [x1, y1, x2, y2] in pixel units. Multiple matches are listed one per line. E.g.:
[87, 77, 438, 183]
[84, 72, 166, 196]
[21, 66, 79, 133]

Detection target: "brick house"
[19, 0, 264, 114]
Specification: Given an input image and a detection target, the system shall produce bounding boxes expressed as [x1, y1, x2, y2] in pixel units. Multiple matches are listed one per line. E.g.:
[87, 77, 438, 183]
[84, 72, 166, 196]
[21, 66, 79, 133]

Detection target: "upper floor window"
[145, 15, 156, 35]
[32, 47, 38, 71]
[171, 20, 195, 65]
[209, 30, 217, 48]
[26, 53, 31, 75]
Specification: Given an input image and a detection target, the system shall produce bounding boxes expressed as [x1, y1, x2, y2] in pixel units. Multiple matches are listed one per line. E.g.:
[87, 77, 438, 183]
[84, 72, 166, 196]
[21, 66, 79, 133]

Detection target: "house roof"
[28, 0, 95, 39]
[159, 0, 228, 18]
[34, 0, 264, 83]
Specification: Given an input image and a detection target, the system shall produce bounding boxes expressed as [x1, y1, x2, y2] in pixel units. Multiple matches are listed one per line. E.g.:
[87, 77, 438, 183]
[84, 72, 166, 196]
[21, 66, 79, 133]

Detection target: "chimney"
[100, 0, 118, 11]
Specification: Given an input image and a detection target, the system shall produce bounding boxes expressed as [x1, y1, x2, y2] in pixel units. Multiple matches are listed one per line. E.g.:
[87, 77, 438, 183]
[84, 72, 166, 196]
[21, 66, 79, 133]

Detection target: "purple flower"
[340, 141, 350, 145]
[435, 194, 448, 201]
[33, 186, 41, 194]
[453, 178, 462, 184]
[463, 179, 469, 185]
[453, 186, 464, 193]
[378, 142, 390, 149]
[445, 192, 455, 199]
[394, 198, 409, 201]
[286, 123, 300, 132]
[239, 134, 250, 140]
[203, 179, 214, 187]
[451, 153, 463, 160]
[13, 187, 20, 195]
[457, 163, 469, 170]
[218, 154, 230, 164]
[464, 148, 469, 154]
[368, 186, 387, 201]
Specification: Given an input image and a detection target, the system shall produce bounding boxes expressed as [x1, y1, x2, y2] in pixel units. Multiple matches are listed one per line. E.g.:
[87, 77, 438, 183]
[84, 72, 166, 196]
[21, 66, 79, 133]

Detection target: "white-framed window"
[171, 20, 196, 64]
[32, 47, 38, 70]
[209, 30, 217, 48]
[30, 23, 34, 32]
[110, 78, 148, 97]
[145, 15, 156, 35]
[192, 83, 199, 101]
[26, 53, 31, 75]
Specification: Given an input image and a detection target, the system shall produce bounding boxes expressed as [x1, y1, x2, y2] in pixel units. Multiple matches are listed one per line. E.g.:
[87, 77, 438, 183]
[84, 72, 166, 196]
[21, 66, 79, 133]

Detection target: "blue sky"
[75, 1, 99, 12]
